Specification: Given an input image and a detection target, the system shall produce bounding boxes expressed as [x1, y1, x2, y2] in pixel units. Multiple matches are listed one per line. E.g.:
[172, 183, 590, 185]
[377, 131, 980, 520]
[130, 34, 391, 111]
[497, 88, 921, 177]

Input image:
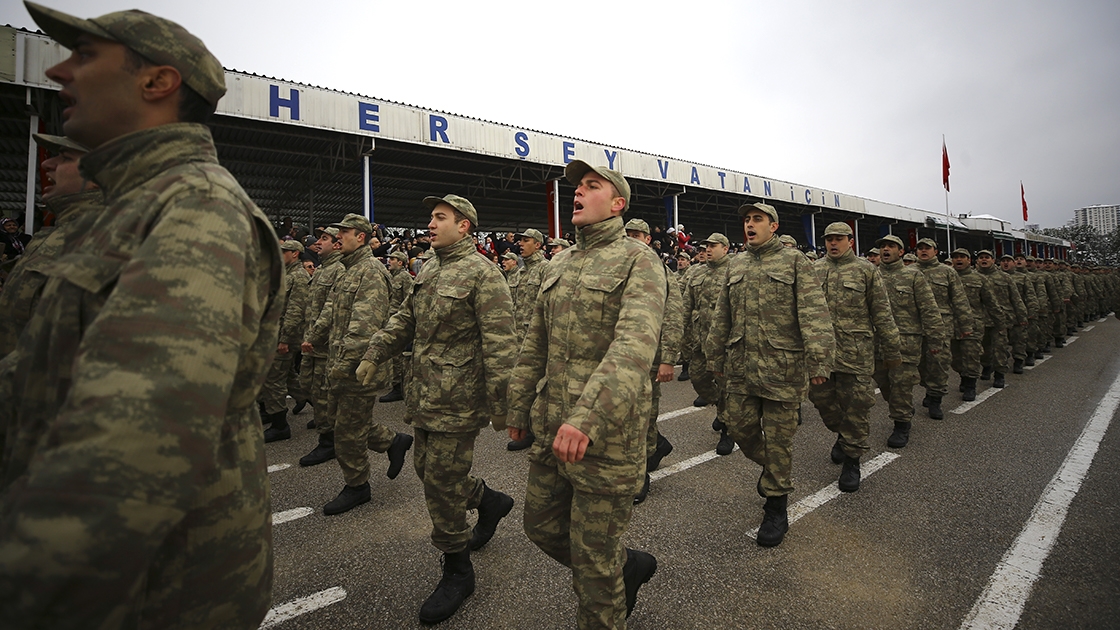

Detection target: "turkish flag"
[942, 140, 950, 192]
[1021, 181, 1028, 222]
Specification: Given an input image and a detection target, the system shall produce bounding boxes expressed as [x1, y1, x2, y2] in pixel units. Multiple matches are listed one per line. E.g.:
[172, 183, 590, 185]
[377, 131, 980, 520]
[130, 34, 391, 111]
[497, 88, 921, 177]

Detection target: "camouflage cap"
[25, 2, 226, 107]
[950, 248, 972, 257]
[515, 227, 545, 243]
[738, 202, 779, 223]
[1000, 254, 1014, 261]
[675, 251, 691, 259]
[314, 226, 340, 238]
[388, 250, 408, 263]
[548, 237, 571, 249]
[329, 213, 373, 233]
[806, 251, 819, 260]
[877, 234, 905, 249]
[32, 133, 88, 154]
[822, 222, 852, 237]
[564, 160, 631, 211]
[423, 194, 478, 227]
[1044, 257, 1057, 263]
[500, 252, 519, 261]
[975, 249, 995, 258]
[623, 218, 651, 234]
[279, 239, 304, 253]
[867, 247, 880, 255]
[916, 238, 938, 249]
[903, 253, 918, 262]
[778, 234, 798, 245]
[701, 233, 730, 247]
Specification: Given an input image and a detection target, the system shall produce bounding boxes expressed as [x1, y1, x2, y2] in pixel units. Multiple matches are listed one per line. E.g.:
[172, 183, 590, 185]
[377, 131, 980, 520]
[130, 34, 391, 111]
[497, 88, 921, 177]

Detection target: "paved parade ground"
[261, 318, 1120, 629]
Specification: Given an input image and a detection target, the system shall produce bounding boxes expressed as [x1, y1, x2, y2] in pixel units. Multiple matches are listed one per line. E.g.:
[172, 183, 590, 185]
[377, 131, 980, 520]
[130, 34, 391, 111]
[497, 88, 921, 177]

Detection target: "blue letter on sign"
[358, 102, 379, 132]
[764, 180, 772, 196]
[429, 115, 450, 143]
[743, 177, 752, 193]
[604, 149, 618, 169]
[718, 172, 726, 188]
[690, 167, 701, 185]
[657, 159, 669, 179]
[515, 132, 530, 158]
[805, 189, 812, 204]
[563, 141, 575, 163]
[270, 85, 300, 120]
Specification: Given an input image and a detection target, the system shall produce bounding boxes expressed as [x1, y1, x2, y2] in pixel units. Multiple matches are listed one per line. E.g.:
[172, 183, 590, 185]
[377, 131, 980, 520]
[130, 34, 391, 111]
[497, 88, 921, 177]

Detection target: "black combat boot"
[716, 427, 735, 456]
[927, 395, 944, 420]
[291, 398, 311, 414]
[677, 362, 690, 381]
[993, 372, 1006, 388]
[323, 482, 370, 516]
[830, 439, 845, 465]
[1025, 354, 1036, 367]
[378, 384, 404, 403]
[961, 378, 977, 402]
[418, 550, 475, 624]
[693, 395, 708, 407]
[506, 430, 535, 451]
[1034, 349, 1045, 360]
[646, 433, 674, 472]
[306, 418, 316, 430]
[921, 393, 931, 408]
[634, 473, 651, 505]
[1013, 359, 1024, 374]
[386, 432, 414, 480]
[838, 456, 861, 493]
[299, 431, 336, 467]
[263, 411, 291, 443]
[887, 421, 911, 448]
[469, 482, 514, 551]
[711, 417, 726, 432]
[980, 366, 992, 380]
[1054, 337, 1065, 348]
[623, 548, 658, 617]
[756, 494, 789, 547]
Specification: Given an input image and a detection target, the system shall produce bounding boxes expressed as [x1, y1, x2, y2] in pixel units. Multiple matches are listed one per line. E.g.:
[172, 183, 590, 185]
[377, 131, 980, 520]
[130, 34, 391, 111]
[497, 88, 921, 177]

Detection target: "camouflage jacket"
[1039, 270, 1063, 312]
[1010, 268, 1039, 318]
[506, 216, 665, 495]
[389, 265, 414, 316]
[814, 250, 900, 375]
[917, 257, 974, 338]
[1053, 270, 1074, 301]
[956, 266, 1001, 329]
[307, 244, 391, 393]
[364, 234, 516, 432]
[303, 250, 343, 359]
[279, 259, 311, 346]
[0, 124, 282, 628]
[0, 190, 102, 357]
[1026, 269, 1053, 315]
[705, 236, 834, 401]
[683, 254, 731, 353]
[877, 259, 946, 363]
[507, 249, 547, 341]
[1071, 272, 1086, 306]
[655, 268, 685, 369]
[978, 266, 1028, 327]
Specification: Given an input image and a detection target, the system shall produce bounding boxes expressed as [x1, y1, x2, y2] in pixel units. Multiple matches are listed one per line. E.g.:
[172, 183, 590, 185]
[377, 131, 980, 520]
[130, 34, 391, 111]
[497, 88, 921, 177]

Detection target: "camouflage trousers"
[413, 427, 484, 553]
[1052, 307, 1067, 339]
[1029, 315, 1047, 352]
[724, 393, 800, 496]
[288, 350, 306, 402]
[809, 372, 875, 459]
[646, 373, 662, 457]
[951, 336, 983, 379]
[918, 336, 952, 397]
[1009, 323, 1029, 361]
[524, 460, 632, 630]
[322, 390, 396, 487]
[259, 351, 294, 415]
[301, 353, 331, 426]
[389, 354, 405, 388]
[872, 360, 921, 422]
[689, 348, 726, 419]
[981, 326, 1011, 374]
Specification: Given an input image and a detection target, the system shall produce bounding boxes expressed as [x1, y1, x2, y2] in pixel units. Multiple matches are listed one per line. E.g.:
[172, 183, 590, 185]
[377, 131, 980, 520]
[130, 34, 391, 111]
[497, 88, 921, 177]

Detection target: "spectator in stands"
[2, 217, 32, 262]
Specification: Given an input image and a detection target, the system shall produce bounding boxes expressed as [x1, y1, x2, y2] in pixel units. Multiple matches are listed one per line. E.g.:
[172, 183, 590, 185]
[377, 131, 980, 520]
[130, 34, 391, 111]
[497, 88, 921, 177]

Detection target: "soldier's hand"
[553, 424, 590, 464]
[884, 358, 903, 369]
[301, 341, 314, 353]
[508, 427, 527, 441]
[657, 363, 675, 383]
[491, 414, 508, 431]
[810, 376, 827, 385]
[277, 342, 289, 355]
[962, 331, 973, 337]
[356, 360, 377, 385]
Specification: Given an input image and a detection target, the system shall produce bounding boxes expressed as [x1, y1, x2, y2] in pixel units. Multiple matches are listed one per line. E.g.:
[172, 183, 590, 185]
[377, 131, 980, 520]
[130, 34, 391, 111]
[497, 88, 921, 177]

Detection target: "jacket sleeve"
[475, 266, 517, 417]
[363, 282, 417, 365]
[948, 271, 974, 337]
[794, 253, 834, 379]
[335, 267, 389, 376]
[869, 266, 902, 363]
[1008, 280, 1028, 324]
[279, 268, 309, 345]
[704, 271, 732, 375]
[507, 269, 554, 430]
[914, 272, 948, 344]
[657, 271, 684, 365]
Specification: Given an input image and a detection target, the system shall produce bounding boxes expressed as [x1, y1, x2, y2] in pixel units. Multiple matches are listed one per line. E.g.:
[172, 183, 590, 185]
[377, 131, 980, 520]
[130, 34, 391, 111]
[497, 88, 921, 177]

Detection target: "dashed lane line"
[1023, 355, 1052, 370]
[657, 406, 708, 422]
[951, 387, 1003, 414]
[745, 452, 901, 539]
[1099, 317, 1108, 323]
[267, 463, 291, 473]
[1065, 335, 1079, 345]
[649, 445, 740, 482]
[273, 507, 314, 525]
[260, 587, 347, 629]
[959, 362, 1120, 630]
[1082, 325, 1095, 331]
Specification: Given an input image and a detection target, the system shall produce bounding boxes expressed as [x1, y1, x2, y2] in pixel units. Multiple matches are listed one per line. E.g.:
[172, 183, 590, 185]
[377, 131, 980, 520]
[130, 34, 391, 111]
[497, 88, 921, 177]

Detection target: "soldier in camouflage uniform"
[360, 195, 517, 624]
[811, 223, 900, 493]
[377, 250, 413, 404]
[0, 5, 281, 626]
[506, 227, 549, 451]
[1003, 254, 1038, 373]
[684, 232, 735, 455]
[507, 162, 663, 628]
[976, 251, 1026, 388]
[866, 247, 880, 266]
[298, 227, 344, 432]
[1018, 254, 1047, 362]
[258, 239, 311, 442]
[302, 213, 412, 516]
[548, 237, 571, 257]
[914, 238, 973, 418]
[706, 202, 834, 547]
[677, 245, 706, 382]
[1045, 258, 1073, 345]
[0, 134, 99, 359]
[872, 235, 946, 449]
[624, 218, 684, 504]
[1036, 257, 1063, 351]
[951, 249, 997, 401]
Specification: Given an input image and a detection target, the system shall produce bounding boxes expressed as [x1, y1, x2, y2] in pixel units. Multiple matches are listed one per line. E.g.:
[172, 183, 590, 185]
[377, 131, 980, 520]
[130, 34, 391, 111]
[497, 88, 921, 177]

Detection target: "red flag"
[942, 139, 950, 192]
[1020, 181, 1028, 222]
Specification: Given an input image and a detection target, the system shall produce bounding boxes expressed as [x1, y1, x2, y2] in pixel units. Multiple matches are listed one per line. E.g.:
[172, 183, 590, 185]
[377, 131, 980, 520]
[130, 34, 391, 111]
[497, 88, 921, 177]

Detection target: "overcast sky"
[4, 0, 1117, 228]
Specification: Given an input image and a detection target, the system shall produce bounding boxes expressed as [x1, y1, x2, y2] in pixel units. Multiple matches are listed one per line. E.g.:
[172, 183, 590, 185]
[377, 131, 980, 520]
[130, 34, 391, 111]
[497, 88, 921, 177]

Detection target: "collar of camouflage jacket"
[44, 189, 103, 228]
[745, 233, 783, 258]
[825, 248, 857, 266]
[977, 265, 996, 275]
[575, 215, 624, 250]
[320, 250, 342, 267]
[434, 234, 476, 262]
[341, 242, 373, 268]
[77, 123, 219, 200]
[918, 257, 942, 268]
[880, 258, 903, 271]
[523, 249, 545, 267]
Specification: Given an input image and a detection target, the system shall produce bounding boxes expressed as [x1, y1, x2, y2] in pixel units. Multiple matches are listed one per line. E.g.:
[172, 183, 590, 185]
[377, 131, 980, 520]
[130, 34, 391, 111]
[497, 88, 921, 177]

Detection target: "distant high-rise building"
[1073, 204, 1120, 233]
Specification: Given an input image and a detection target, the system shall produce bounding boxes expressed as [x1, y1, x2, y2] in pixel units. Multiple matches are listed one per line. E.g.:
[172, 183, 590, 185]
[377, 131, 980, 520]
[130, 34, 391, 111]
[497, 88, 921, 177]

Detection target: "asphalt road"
[261, 317, 1120, 629]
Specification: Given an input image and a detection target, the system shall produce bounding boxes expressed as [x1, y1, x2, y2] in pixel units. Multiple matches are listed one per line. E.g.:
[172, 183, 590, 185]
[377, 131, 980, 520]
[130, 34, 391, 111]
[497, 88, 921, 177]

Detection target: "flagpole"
[943, 134, 951, 250]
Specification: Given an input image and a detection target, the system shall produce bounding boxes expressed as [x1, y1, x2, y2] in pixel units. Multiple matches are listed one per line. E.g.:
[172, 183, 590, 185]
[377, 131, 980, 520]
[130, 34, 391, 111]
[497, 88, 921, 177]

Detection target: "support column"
[363, 154, 372, 222]
[24, 87, 38, 235]
[547, 179, 561, 239]
[853, 218, 860, 256]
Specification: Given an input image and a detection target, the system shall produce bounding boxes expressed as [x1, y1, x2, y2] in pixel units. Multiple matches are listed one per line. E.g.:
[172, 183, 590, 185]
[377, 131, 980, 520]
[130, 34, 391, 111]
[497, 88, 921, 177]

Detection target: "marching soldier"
[378, 250, 414, 403]
[976, 251, 1026, 388]
[684, 233, 735, 455]
[258, 239, 311, 442]
[506, 228, 549, 451]
[299, 227, 345, 432]
[950, 249, 996, 401]
[914, 238, 973, 419]
[1004, 254, 1038, 372]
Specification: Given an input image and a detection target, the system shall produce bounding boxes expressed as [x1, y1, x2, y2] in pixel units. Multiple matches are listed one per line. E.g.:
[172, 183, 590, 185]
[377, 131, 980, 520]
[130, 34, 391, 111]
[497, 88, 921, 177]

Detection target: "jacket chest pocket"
[579, 273, 625, 325]
[432, 283, 472, 326]
[841, 278, 866, 310]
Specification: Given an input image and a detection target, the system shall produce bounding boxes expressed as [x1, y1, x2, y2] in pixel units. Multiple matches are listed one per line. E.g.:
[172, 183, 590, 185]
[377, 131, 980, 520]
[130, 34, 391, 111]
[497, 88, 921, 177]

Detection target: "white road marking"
[657, 406, 707, 422]
[649, 445, 740, 482]
[273, 507, 314, 525]
[874, 388, 881, 395]
[1098, 317, 1108, 323]
[1082, 325, 1095, 331]
[1023, 355, 1051, 370]
[745, 452, 900, 539]
[260, 586, 347, 629]
[1065, 335, 1079, 345]
[268, 463, 291, 473]
[959, 367, 1120, 630]
[951, 387, 1002, 414]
